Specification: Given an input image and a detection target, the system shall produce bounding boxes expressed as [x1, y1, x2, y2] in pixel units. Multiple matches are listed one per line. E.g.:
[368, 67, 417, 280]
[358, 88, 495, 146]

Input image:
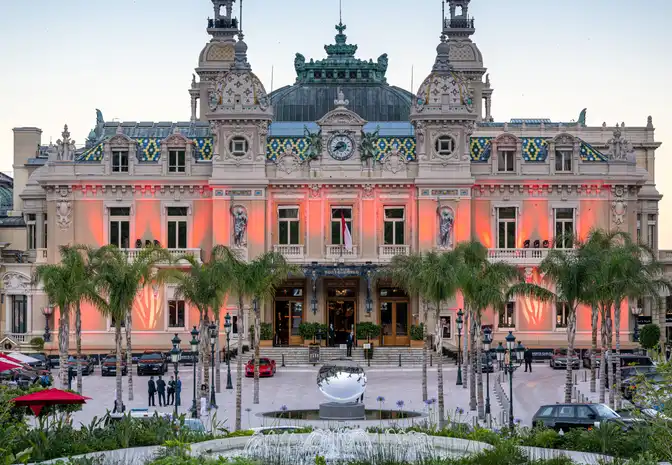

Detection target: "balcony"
[379, 244, 411, 261]
[273, 244, 305, 262]
[121, 248, 202, 264]
[326, 244, 359, 260]
[7, 333, 28, 343]
[487, 248, 550, 265]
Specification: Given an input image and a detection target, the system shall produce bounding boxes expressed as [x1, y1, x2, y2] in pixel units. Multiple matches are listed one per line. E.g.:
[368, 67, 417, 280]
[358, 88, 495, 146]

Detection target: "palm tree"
[34, 245, 101, 390]
[388, 253, 429, 402]
[90, 245, 170, 408]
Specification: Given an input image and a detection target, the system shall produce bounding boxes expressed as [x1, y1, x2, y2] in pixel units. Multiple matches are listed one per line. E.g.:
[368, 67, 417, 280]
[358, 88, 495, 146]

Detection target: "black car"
[603, 358, 655, 388]
[481, 352, 497, 373]
[27, 353, 51, 370]
[67, 356, 96, 375]
[532, 403, 627, 430]
[550, 349, 580, 369]
[101, 356, 128, 376]
[137, 353, 167, 376]
[622, 372, 664, 400]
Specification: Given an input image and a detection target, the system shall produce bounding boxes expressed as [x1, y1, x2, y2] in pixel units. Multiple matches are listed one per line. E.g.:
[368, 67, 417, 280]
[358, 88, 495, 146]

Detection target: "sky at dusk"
[0, 0, 670, 244]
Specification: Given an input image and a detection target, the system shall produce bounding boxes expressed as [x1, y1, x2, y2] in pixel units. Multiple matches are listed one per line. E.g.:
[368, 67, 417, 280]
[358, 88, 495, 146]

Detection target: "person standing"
[167, 376, 175, 405]
[524, 347, 533, 372]
[148, 376, 157, 406]
[329, 324, 336, 347]
[156, 375, 166, 407]
[175, 376, 182, 407]
[346, 329, 354, 357]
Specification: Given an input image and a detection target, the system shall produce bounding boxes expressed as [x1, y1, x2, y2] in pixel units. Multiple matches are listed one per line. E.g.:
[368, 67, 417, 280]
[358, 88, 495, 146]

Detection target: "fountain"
[316, 359, 367, 420]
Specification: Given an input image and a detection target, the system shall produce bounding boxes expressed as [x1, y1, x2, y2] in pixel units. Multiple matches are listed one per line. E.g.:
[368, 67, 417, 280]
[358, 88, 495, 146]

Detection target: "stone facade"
[0, 0, 666, 353]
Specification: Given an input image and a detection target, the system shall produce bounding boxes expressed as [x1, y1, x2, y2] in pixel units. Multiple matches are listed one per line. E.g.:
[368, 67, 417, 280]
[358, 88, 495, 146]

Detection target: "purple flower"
[424, 399, 433, 406]
[376, 396, 385, 403]
[514, 418, 521, 425]
[456, 407, 465, 415]
[280, 405, 288, 412]
[396, 400, 405, 409]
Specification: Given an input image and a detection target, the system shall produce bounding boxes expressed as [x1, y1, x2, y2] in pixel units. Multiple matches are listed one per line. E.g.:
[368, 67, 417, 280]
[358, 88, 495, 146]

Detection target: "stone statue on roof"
[578, 108, 587, 126]
[607, 127, 634, 162]
[294, 53, 306, 73]
[56, 124, 75, 161]
[377, 54, 388, 73]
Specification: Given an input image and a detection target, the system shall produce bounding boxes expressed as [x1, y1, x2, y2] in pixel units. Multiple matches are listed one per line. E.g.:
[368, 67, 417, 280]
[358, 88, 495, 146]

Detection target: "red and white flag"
[341, 211, 353, 252]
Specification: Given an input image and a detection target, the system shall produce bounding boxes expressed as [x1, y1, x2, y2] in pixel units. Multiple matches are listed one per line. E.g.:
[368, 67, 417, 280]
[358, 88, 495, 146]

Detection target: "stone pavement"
[51, 362, 568, 430]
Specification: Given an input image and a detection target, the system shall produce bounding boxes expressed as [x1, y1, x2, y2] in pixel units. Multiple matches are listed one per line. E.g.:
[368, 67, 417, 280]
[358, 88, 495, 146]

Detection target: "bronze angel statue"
[359, 127, 380, 163]
[304, 126, 322, 164]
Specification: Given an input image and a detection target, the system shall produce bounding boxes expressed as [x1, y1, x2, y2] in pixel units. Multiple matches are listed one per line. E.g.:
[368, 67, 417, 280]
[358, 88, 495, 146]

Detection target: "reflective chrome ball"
[317, 360, 367, 403]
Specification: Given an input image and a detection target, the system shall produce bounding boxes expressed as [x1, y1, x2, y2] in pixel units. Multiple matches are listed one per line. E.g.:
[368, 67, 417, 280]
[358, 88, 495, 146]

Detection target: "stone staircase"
[255, 346, 456, 367]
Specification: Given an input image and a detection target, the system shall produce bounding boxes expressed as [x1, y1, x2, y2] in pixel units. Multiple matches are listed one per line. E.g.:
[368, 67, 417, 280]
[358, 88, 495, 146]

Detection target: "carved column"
[35, 212, 45, 249]
[485, 96, 492, 121]
[190, 96, 198, 122]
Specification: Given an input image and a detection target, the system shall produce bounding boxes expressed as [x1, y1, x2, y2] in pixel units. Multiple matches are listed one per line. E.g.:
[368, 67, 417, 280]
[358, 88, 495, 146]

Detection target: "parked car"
[101, 355, 128, 376]
[66, 356, 95, 375]
[27, 353, 52, 370]
[245, 358, 276, 378]
[137, 352, 167, 376]
[622, 372, 665, 400]
[603, 359, 656, 388]
[481, 352, 497, 373]
[582, 350, 601, 369]
[550, 349, 580, 369]
[532, 403, 630, 430]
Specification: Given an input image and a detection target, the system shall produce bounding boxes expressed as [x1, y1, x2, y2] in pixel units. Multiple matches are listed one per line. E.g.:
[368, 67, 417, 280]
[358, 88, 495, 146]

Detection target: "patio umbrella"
[11, 388, 91, 416]
[0, 359, 20, 371]
[8, 352, 40, 364]
[0, 353, 26, 367]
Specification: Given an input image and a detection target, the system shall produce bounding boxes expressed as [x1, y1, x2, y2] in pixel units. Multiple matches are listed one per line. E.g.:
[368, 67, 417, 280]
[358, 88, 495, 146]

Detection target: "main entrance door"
[379, 287, 410, 346]
[326, 280, 357, 345]
[273, 282, 305, 346]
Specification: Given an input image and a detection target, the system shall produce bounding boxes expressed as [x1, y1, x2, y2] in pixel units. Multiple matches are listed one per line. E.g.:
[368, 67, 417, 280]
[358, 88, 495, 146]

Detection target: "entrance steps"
[256, 346, 456, 367]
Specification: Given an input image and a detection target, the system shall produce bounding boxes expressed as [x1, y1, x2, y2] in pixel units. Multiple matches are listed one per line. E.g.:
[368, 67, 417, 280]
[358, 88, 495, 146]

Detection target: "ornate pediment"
[553, 133, 577, 146]
[494, 133, 518, 147]
[2, 271, 31, 291]
[162, 130, 191, 147]
[317, 108, 366, 128]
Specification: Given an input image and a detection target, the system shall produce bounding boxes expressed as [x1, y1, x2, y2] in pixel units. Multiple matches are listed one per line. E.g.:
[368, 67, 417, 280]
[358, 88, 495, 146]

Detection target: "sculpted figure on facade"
[382, 143, 406, 174]
[210, 121, 220, 161]
[56, 124, 75, 161]
[294, 53, 306, 73]
[57, 198, 73, 230]
[437, 206, 455, 248]
[359, 127, 379, 166]
[607, 127, 634, 162]
[334, 87, 349, 107]
[376, 53, 388, 74]
[304, 127, 323, 166]
[231, 205, 248, 247]
[611, 186, 627, 226]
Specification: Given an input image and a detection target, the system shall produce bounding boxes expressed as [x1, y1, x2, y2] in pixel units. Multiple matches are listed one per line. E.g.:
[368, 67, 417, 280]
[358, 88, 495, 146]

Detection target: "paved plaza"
[50, 362, 573, 430]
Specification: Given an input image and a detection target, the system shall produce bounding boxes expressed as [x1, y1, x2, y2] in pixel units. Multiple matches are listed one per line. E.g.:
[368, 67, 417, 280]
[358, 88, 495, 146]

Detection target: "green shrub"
[29, 337, 45, 351]
[639, 324, 660, 350]
[298, 323, 316, 340]
[410, 324, 425, 341]
[356, 322, 381, 340]
[259, 323, 273, 340]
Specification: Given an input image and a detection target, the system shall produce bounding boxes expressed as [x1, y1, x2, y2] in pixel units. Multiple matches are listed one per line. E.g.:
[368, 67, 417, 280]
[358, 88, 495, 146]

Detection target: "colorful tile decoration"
[375, 137, 416, 162]
[194, 137, 213, 161]
[266, 137, 309, 162]
[470, 137, 492, 162]
[77, 141, 105, 162]
[136, 138, 161, 162]
[521, 138, 549, 162]
[580, 141, 607, 162]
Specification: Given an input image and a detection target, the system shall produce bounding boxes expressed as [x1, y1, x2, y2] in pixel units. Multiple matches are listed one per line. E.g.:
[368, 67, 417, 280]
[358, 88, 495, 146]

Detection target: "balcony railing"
[7, 333, 28, 343]
[379, 244, 411, 260]
[273, 244, 305, 261]
[326, 244, 359, 260]
[120, 248, 202, 264]
[488, 248, 550, 265]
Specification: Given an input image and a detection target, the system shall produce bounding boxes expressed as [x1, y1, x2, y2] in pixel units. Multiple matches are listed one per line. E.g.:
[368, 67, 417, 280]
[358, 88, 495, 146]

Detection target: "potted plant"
[259, 323, 274, 347]
[356, 322, 381, 347]
[314, 323, 328, 346]
[298, 322, 316, 346]
[410, 323, 425, 348]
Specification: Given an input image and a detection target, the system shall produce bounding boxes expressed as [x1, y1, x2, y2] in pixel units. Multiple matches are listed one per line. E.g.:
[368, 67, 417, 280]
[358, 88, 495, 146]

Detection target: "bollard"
[430, 354, 433, 367]
[281, 353, 286, 367]
[574, 373, 577, 385]
[399, 353, 402, 367]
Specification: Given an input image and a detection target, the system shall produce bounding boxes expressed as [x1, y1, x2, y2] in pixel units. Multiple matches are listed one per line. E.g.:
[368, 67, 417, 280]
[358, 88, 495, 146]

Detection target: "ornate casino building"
[0, 0, 668, 353]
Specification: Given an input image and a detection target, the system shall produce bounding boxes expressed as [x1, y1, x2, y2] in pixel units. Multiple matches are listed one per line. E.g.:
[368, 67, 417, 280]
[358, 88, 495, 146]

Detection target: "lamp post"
[631, 305, 643, 346]
[189, 326, 200, 418]
[170, 333, 182, 419]
[42, 305, 54, 343]
[209, 322, 218, 408]
[224, 313, 233, 390]
[482, 326, 493, 424]
[496, 331, 525, 430]
[456, 309, 464, 386]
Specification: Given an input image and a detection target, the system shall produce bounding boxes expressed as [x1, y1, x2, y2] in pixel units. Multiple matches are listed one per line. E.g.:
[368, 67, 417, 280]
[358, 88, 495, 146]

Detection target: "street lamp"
[456, 309, 464, 386]
[170, 333, 182, 419]
[482, 326, 493, 423]
[495, 331, 525, 430]
[209, 322, 218, 409]
[224, 313, 233, 390]
[41, 305, 54, 343]
[631, 305, 643, 345]
[189, 326, 200, 418]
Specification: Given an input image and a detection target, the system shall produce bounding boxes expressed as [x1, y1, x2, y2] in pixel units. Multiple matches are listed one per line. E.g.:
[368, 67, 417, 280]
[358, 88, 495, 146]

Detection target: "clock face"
[328, 134, 355, 161]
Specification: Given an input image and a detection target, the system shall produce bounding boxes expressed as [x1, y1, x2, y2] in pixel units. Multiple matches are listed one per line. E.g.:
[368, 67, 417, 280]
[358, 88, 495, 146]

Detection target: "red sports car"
[245, 358, 276, 378]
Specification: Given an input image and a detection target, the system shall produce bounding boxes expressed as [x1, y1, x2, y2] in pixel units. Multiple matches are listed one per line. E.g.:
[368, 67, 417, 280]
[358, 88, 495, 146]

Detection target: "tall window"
[11, 295, 27, 334]
[167, 207, 188, 249]
[232, 315, 238, 334]
[278, 207, 300, 245]
[499, 301, 515, 328]
[168, 150, 186, 173]
[112, 151, 129, 173]
[556, 302, 570, 329]
[554, 208, 574, 249]
[637, 214, 642, 243]
[109, 207, 130, 248]
[555, 150, 572, 172]
[497, 207, 516, 249]
[647, 214, 657, 249]
[330, 207, 352, 245]
[168, 300, 185, 328]
[383, 207, 405, 245]
[26, 214, 36, 249]
[43, 214, 48, 248]
[497, 150, 515, 172]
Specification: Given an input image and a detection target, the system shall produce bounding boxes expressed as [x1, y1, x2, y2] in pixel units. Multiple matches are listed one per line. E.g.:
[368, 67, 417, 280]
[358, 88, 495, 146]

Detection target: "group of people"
[147, 375, 181, 407]
[325, 324, 356, 358]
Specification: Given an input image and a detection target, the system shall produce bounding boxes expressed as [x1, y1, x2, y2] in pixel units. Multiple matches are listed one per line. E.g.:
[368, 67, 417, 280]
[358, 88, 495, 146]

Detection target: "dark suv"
[550, 349, 580, 369]
[532, 403, 627, 430]
[101, 355, 128, 377]
[137, 352, 167, 376]
[26, 353, 51, 370]
[67, 356, 96, 375]
[622, 371, 663, 400]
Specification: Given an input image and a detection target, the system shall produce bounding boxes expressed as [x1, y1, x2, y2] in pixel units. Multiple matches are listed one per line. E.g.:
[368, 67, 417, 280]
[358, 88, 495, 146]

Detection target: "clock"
[328, 134, 355, 161]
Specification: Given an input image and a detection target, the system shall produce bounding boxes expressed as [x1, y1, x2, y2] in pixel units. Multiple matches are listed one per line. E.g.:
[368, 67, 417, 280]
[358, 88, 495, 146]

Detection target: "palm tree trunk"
[58, 307, 70, 389]
[235, 298, 244, 431]
[469, 313, 477, 411]
[421, 299, 428, 402]
[436, 300, 446, 429]
[475, 314, 484, 420]
[599, 307, 607, 404]
[203, 315, 211, 391]
[607, 312, 615, 409]
[614, 301, 622, 410]
[196, 311, 204, 398]
[75, 302, 83, 394]
[125, 308, 134, 401]
[590, 304, 598, 393]
[115, 323, 124, 409]
[462, 312, 469, 390]
[253, 298, 261, 405]
[215, 312, 221, 393]
[564, 309, 577, 403]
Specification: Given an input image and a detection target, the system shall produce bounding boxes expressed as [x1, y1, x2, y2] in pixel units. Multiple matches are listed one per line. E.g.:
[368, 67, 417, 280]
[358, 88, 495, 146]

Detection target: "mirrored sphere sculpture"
[317, 360, 367, 403]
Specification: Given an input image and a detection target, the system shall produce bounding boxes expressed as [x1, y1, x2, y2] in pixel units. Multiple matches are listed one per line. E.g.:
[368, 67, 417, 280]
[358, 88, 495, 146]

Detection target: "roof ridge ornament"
[334, 87, 349, 107]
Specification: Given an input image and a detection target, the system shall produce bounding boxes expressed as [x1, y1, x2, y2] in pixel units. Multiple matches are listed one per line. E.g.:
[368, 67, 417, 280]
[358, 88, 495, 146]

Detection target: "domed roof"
[0, 173, 13, 217]
[414, 72, 474, 113]
[269, 22, 412, 122]
[207, 70, 270, 112]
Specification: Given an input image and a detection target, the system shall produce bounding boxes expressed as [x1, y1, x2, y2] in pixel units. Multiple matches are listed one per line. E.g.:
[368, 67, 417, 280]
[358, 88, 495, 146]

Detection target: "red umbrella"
[0, 359, 20, 371]
[11, 388, 91, 416]
[0, 353, 24, 366]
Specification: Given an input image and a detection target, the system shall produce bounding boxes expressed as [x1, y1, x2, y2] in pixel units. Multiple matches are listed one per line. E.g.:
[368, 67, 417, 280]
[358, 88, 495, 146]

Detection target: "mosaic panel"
[470, 137, 492, 162]
[78, 142, 105, 162]
[194, 137, 213, 161]
[136, 138, 161, 162]
[521, 138, 549, 162]
[266, 137, 309, 162]
[375, 137, 416, 162]
[580, 141, 607, 162]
